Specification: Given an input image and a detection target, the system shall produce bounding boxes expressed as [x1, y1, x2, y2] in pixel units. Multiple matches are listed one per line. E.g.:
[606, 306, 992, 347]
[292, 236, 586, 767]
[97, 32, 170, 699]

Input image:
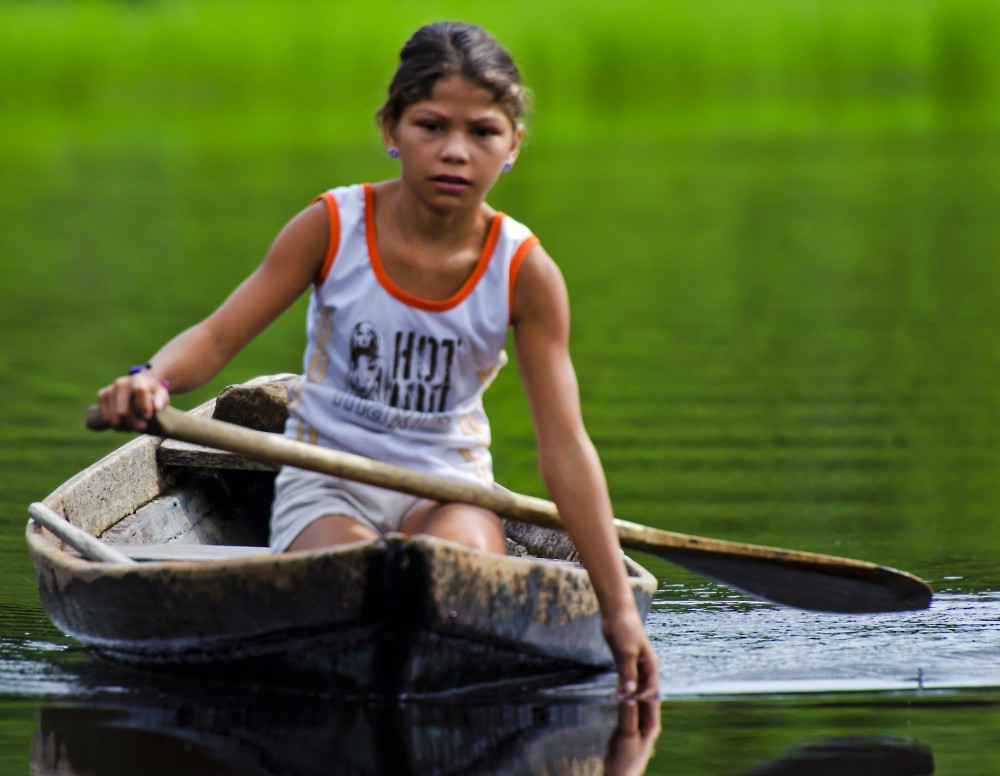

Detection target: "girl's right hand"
[96, 370, 170, 431]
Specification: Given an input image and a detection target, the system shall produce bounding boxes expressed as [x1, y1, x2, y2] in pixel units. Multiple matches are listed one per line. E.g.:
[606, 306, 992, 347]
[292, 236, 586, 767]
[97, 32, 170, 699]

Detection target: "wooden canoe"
[26, 375, 657, 696]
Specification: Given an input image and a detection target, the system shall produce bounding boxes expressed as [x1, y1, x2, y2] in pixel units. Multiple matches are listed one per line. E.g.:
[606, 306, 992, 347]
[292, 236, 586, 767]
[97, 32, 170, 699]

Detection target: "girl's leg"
[287, 514, 380, 552]
[400, 502, 506, 553]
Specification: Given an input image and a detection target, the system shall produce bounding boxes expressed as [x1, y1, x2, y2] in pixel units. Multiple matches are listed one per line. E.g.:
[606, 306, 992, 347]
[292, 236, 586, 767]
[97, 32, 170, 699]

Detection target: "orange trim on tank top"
[507, 235, 540, 326]
[314, 191, 341, 286]
[363, 183, 503, 312]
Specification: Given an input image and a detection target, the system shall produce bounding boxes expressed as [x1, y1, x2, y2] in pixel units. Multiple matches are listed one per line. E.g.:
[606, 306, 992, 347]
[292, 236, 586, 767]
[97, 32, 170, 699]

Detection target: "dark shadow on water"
[740, 736, 934, 776]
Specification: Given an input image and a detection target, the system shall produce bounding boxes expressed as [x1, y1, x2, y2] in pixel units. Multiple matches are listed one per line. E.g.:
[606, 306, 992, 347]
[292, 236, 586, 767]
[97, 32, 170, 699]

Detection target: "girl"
[97, 21, 659, 698]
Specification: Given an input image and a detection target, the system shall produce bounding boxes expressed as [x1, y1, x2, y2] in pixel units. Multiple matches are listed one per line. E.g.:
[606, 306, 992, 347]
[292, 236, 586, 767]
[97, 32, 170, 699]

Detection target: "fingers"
[96, 378, 133, 430]
[96, 373, 170, 431]
[636, 639, 660, 699]
[614, 651, 639, 700]
[605, 611, 660, 701]
[615, 644, 659, 700]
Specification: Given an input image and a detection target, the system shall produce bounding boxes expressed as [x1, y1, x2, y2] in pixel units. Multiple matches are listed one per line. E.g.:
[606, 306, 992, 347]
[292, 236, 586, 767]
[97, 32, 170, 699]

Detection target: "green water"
[3, 1, 1000, 772]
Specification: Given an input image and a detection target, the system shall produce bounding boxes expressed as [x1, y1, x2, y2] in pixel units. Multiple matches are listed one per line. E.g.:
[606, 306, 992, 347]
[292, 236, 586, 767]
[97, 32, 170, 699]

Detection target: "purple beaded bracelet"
[128, 364, 170, 389]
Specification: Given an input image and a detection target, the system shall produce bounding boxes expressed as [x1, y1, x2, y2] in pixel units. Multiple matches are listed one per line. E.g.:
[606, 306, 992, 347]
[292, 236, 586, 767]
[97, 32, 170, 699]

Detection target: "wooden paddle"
[87, 405, 932, 613]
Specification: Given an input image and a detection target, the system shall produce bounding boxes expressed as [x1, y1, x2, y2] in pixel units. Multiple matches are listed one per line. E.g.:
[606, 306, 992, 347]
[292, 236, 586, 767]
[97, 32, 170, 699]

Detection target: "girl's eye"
[419, 121, 442, 132]
[472, 126, 500, 138]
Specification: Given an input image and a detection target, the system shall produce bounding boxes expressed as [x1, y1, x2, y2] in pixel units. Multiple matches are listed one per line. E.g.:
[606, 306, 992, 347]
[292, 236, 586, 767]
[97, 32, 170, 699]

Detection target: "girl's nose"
[440, 131, 470, 163]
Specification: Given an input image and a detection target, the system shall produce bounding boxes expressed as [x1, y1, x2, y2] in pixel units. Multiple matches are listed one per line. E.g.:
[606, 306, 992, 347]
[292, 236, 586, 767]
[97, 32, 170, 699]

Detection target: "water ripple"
[654, 590, 1000, 695]
[649, 590, 1000, 697]
[0, 602, 100, 699]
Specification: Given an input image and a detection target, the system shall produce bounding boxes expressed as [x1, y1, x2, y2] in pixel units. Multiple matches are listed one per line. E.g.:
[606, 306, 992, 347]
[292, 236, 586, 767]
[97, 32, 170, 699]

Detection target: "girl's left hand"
[603, 608, 660, 700]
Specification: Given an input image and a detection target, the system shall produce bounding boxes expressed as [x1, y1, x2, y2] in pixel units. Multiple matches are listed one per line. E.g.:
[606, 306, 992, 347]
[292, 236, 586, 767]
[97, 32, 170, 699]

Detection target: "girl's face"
[383, 75, 522, 210]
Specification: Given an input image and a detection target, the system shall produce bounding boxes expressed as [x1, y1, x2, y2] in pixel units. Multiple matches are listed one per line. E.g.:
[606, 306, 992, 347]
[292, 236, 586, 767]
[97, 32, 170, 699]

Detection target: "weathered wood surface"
[156, 374, 292, 472]
[121, 544, 273, 561]
[27, 519, 653, 693]
[211, 376, 294, 432]
[159, 439, 279, 471]
[45, 434, 165, 539]
[28, 503, 136, 565]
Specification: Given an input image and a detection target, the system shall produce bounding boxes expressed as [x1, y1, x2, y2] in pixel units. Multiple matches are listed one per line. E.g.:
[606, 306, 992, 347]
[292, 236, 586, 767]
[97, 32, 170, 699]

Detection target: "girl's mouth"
[430, 175, 472, 192]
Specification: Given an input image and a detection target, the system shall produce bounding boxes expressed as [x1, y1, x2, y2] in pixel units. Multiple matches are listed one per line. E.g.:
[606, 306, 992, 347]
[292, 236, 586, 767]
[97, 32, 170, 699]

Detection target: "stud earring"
[388, 148, 401, 159]
[501, 162, 513, 174]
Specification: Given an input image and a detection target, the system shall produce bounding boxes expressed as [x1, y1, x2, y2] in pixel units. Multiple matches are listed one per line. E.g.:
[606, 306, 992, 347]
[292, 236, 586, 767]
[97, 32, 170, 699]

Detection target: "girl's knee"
[287, 514, 378, 552]
[458, 521, 506, 553]
[403, 504, 505, 553]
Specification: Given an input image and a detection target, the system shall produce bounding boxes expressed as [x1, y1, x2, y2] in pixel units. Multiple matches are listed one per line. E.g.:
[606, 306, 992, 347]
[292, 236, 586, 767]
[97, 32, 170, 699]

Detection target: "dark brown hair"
[377, 22, 528, 129]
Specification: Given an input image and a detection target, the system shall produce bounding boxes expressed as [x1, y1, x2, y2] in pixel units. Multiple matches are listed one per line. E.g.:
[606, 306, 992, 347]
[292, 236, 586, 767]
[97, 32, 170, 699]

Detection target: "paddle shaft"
[102, 405, 932, 613]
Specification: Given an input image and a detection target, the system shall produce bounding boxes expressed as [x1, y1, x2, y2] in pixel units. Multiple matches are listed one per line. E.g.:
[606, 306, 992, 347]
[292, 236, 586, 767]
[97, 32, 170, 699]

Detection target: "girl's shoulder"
[315, 182, 367, 206]
[494, 208, 533, 236]
[491, 208, 538, 261]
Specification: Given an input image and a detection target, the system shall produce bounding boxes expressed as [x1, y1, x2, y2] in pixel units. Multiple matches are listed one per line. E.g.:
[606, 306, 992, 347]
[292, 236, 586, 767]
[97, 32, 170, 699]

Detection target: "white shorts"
[269, 466, 429, 552]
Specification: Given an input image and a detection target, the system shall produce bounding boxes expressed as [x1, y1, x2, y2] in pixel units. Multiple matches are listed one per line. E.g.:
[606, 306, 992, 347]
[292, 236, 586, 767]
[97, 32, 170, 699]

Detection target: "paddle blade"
[615, 521, 933, 614]
[660, 551, 932, 614]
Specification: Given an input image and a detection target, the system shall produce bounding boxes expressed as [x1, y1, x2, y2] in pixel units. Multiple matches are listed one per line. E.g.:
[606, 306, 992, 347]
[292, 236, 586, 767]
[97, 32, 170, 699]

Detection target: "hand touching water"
[604, 607, 660, 700]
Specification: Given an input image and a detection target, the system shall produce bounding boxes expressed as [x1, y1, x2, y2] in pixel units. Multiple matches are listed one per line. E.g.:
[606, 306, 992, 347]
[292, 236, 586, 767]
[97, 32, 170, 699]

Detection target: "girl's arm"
[97, 200, 330, 430]
[511, 244, 659, 698]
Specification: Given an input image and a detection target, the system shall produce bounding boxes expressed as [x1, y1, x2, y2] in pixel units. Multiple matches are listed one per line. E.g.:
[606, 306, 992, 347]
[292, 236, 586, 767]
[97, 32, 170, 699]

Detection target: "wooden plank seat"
[121, 544, 273, 561]
[158, 438, 279, 472]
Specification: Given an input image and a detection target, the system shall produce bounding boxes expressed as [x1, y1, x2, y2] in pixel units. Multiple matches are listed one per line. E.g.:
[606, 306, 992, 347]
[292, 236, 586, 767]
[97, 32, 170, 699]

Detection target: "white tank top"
[284, 183, 540, 484]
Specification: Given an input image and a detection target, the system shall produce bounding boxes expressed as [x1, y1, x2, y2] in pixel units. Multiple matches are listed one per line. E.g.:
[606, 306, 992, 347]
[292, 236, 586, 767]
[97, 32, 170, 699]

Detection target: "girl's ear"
[381, 118, 399, 154]
[506, 124, 525, 167]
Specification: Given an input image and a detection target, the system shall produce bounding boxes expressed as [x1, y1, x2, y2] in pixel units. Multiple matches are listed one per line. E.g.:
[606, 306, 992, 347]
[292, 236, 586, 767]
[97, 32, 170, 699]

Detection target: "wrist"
[128, 363, 170, 390]
[593, 577, 639, 617]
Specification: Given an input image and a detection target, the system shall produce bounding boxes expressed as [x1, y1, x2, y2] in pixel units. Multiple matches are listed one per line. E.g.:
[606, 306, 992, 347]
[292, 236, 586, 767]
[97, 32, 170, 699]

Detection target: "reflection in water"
[30, 684, 935, 776]
[29, 688, 660, 776]
[741, 736, 934, 776]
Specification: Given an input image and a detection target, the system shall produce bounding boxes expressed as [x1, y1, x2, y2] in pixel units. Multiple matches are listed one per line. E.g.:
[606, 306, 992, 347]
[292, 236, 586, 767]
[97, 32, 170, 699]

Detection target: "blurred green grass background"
[6, 0, 1000, 159]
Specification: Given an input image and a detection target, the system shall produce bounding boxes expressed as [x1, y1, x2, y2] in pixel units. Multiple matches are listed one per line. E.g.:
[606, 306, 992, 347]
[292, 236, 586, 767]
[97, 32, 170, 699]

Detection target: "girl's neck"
[371, 180, 497, 301]
[382, 179, 491, 245]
